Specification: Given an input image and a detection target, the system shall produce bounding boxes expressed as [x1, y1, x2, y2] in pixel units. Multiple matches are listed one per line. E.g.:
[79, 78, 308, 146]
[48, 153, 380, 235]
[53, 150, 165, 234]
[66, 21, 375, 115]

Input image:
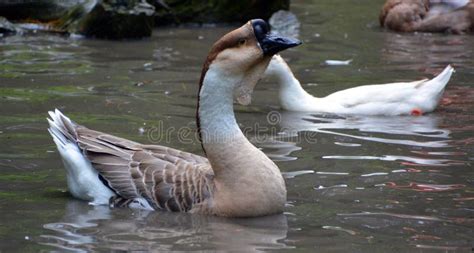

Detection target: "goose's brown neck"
[195, 66, 286, 217]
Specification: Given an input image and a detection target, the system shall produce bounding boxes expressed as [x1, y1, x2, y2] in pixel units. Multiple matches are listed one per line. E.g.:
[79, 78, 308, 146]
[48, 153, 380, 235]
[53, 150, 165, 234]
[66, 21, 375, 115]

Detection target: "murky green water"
[1, 0, 473, 252]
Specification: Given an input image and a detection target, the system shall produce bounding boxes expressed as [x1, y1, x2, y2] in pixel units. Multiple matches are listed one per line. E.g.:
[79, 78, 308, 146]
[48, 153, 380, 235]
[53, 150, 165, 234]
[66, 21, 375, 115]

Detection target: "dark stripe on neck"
[196, 28, 242, 155]
[196, 61, 209, 155]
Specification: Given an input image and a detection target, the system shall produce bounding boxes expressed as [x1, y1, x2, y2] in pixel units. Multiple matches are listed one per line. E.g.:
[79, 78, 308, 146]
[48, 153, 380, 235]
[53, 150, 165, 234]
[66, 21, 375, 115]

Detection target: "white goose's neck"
[268, 59, 319, 111]
[275, 63, 319, 111]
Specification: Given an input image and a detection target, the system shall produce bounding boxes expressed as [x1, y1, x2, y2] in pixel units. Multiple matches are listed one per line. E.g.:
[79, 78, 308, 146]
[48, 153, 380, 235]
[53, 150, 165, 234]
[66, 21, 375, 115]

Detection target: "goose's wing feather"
[75, 125, 214, 212]
[140, 144, 210, 165]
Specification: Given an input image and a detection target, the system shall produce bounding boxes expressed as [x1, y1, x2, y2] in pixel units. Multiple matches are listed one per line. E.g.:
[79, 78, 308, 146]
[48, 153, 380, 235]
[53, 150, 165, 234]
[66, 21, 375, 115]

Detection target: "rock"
[0, 0, 82, 21]
[57, 0, 155, 39]
[0, 17, 22, 36]
[0, 0, 291, 39]
[269, 10, 300, 39]
[152, 0, 290, 25]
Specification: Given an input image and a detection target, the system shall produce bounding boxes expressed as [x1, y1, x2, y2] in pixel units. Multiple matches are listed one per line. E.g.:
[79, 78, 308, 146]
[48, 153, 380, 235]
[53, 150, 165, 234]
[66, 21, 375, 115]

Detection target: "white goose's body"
[265, 55, 454, 116]
[47, 20, 301, 217]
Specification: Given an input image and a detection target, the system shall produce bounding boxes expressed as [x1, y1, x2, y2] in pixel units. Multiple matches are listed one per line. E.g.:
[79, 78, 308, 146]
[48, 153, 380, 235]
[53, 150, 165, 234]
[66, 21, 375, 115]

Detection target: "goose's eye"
[238, 39, 246, 46]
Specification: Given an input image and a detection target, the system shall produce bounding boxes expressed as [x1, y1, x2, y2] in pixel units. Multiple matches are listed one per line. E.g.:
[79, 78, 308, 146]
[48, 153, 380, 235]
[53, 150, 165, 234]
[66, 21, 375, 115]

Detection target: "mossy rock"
[0, 0, 80, 21]
[0, 16, 21, 36]
[152, 0, 290, 25]
[57, 0, 155, 39]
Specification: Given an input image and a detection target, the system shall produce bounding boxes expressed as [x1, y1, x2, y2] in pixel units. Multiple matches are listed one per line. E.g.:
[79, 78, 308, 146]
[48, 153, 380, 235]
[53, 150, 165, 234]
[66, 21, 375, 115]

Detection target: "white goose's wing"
[49, 110, 214, 212]
[324, 79, 428, 108]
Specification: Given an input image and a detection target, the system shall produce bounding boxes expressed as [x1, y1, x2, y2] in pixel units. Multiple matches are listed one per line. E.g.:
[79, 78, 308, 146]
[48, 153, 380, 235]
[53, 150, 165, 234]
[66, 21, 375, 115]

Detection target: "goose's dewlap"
[48, 19, 301, 217]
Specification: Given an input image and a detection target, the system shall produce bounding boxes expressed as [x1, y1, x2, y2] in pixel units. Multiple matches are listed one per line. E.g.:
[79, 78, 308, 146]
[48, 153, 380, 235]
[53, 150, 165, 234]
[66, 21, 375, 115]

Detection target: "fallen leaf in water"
[440, 97, 453, 105]
[411, 234, 442, 240]
[403, 227, 418, 233]
[453, 197, 474, 201]
[385, 182, 465, 192]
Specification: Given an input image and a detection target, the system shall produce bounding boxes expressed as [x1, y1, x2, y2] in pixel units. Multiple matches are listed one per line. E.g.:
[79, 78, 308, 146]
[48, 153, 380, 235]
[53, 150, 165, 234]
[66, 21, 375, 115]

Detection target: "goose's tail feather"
[47, 109, 78, 148]
[420, 65, 454, 96]
[47, 109, 115, 204]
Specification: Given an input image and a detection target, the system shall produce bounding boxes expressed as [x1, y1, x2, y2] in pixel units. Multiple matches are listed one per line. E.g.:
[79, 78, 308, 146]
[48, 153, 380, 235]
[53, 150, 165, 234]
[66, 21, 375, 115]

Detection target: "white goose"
[264, 55, 454, 116]
[47, 20, 301, 217]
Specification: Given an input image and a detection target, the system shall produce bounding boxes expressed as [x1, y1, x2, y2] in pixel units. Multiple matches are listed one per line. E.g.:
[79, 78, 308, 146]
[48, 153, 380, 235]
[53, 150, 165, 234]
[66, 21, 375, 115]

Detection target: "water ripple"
[322, 155, 465, 166]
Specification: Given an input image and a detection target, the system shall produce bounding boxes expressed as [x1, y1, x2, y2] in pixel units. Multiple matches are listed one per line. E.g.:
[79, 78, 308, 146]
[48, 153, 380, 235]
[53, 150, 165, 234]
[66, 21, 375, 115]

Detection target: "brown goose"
[47, 19, 301, 217]
[380, 0, 474, 34]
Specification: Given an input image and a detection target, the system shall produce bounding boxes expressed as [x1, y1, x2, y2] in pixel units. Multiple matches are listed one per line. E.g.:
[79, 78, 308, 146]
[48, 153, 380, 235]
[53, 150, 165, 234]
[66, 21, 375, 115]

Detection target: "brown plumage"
[380, 0, 474, 33]
[54, 112, 214, 213]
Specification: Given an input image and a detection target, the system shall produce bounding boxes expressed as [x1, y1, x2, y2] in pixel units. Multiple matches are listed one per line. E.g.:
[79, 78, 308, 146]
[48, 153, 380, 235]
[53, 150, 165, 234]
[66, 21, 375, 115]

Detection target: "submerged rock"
[153, 0, 290, 25]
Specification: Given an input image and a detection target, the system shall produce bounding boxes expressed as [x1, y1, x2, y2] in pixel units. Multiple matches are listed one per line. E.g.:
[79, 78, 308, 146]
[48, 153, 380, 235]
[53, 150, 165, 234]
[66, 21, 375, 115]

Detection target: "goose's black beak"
[251, 19, 301, 56]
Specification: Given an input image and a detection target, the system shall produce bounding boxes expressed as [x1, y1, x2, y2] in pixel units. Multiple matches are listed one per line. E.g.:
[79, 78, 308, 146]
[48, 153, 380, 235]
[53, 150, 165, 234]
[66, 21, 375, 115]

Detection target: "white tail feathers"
[47, 109, 77, 147]
[422, 65, 454, 95]
[47, 109, 115, 204]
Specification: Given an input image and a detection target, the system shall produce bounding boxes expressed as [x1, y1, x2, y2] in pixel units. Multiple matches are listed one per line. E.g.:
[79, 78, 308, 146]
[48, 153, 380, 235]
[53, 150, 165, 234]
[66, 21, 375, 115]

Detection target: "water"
[1, 0, 473, 252]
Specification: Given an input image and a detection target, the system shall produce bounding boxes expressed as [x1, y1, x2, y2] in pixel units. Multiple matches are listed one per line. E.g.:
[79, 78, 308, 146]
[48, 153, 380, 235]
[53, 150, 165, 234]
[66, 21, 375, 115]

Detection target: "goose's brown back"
[63, 116, 215, 212]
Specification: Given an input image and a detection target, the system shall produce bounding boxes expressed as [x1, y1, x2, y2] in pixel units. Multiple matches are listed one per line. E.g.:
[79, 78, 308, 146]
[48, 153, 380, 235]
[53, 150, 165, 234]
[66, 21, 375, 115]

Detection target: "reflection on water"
[39, 201, 289, 252]
[337, 212, 473, 251]
[254, 138, 302, 162]
[384, 182, 465, 192]
[281, 111, 449, 135]
[0, 36, 92, 78]
[278, 111, 451, 147]
[380, 32, 472, 73]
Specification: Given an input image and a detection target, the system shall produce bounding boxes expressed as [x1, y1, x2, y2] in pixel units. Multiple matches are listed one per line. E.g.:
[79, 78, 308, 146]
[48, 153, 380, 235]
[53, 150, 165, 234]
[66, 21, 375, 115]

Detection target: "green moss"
[0, 88, 50, 102]
[0, 174, 48, 182]
[0, 188, 66, 203]
[0, 49, 93, 78]
[0, 191, 18, 198]
[0, 85, 85, 103]
[0, 114, 43, 124]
